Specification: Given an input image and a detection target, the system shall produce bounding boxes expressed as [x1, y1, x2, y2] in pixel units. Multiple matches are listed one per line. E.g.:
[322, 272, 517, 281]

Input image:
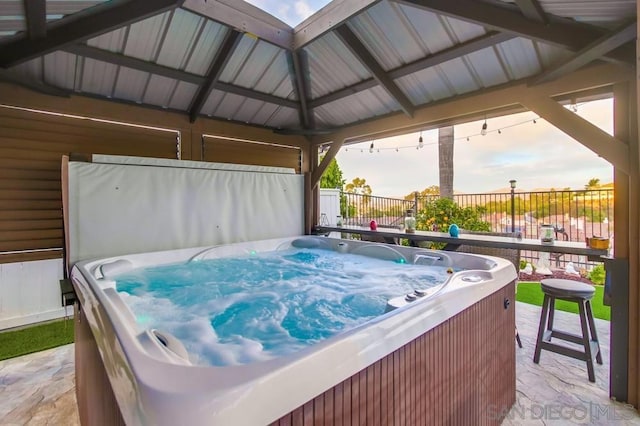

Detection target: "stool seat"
[534, 278, 602, 382]
[541, 279, 595, 299]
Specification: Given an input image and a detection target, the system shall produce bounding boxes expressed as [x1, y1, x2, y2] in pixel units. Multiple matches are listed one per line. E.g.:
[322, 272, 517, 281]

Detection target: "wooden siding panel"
[203, 136, 301, 173]
[270, 284, 516, 425]
[0, 107, 177, 263]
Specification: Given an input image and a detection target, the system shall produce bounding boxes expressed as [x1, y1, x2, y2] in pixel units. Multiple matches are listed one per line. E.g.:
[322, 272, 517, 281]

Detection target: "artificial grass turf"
[516, 281, 610, 321]
[0, 319, 74, 361]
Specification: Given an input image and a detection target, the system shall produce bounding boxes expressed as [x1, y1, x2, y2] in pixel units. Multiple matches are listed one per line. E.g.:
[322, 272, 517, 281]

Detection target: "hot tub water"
[114, 248, 451, 366]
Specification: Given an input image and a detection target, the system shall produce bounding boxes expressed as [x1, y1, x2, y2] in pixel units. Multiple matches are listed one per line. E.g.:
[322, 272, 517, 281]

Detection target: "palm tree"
[438, 126, 454, 199]
[585, 178, 600, 190]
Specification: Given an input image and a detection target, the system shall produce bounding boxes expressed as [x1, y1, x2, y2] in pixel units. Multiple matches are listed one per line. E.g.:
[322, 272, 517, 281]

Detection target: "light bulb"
[571, 103, 578, 112]
[481, 122, 487, 136]
[418, 132, 424, 149]
[369, 142, 374, 153]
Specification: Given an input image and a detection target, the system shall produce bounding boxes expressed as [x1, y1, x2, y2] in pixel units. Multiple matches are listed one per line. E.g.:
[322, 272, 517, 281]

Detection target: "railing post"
[414, 191, 419, 213]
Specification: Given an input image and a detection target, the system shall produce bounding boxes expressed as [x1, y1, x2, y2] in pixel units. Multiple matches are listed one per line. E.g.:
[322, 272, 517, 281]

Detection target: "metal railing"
[341, 192, 416, 228]
[340, 189, 613, 270]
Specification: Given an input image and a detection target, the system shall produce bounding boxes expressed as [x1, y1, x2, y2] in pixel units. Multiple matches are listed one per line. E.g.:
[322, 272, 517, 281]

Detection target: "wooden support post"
[613, 82, 632, 402]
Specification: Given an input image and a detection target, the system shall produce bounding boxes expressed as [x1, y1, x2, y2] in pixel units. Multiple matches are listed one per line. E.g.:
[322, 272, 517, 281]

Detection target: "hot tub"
[71, 235, 517, 425]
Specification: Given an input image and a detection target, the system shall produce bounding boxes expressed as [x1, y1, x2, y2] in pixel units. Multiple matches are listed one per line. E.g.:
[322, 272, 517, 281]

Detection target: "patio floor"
[0, 303, 639, 425]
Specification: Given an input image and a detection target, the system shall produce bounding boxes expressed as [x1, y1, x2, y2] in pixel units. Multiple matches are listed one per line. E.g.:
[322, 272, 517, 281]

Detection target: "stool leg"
[578, 301, 596, 382]
[534, 294, 551, 364]
[547, 296, 556, 337]
[585, 300, 603, 365]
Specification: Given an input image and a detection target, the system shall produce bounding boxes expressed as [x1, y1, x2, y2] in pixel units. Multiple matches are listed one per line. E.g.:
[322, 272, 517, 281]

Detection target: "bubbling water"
[115, 248, 450, 366]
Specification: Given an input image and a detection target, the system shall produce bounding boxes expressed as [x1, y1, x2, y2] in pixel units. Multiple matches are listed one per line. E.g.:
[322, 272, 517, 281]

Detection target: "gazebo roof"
[0, 0, 635, 133]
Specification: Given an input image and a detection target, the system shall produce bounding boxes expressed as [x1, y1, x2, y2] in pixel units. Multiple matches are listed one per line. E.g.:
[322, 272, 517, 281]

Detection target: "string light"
[342, 102, 588, 154]
[571, 103, 578, 112]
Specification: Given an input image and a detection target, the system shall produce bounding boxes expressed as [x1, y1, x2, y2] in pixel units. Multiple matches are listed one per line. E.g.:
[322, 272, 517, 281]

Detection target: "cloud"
[294, 1, 316, 21]
[243, 0, 329, 26]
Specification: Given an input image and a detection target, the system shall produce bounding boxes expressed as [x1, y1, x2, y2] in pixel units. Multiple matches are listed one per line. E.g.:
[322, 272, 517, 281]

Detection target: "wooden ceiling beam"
[289, 49, 315, 130]
[189, 30, 242, 123]
[514, 0, 547, 23]
[23, 0, 47, 39]
[335, 24, 415, 117]
[63, 43, 298, 109]
[534, 21, 637, 84]
[395, 0, 633, 65]
[313, 63, 632, 145]
[309, 31, 514, 109]
[520, 94, 629, 173]
[0, 0, 184, 68]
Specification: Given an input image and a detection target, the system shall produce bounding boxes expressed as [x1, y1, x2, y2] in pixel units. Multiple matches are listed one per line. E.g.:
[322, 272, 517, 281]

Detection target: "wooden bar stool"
[533, 278, 603, 382]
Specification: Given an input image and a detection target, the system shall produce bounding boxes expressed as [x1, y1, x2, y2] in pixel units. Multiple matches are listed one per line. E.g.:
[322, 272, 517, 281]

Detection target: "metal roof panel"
[226, 39, 281, 89]
[156, 9, 204, 69]
[396, 67, 455, 104]
[250, 102, 280, 126]
[305, 32, 371, 98]
[496, 37, 542, 80]
[43, 51, 77, 90]
[537, 0, 635, 28]
[264, 105, 298, 129]
[254, 50, 296, 99]
[184, 20, 228, 76]
[232, 98, 267, 124]
[212, 92, 247, 120]
[169, 81, 198, 110]
[218, 34, 259, 82]
[81, 58, 118, 96]
[437, 57, 481, 95]
[398, 6, 452, 54]
[87, 27, 127, 52]
[123, 11, 172, 61]
[143, 75, 179, 107]
[315, 86, 397, 126]
[464, 46, 510, 88]
[112, 67, 149, 102]
[9, 57, 43, 81]
[348, 1, 423, 70]
[201, 89, 226, 116]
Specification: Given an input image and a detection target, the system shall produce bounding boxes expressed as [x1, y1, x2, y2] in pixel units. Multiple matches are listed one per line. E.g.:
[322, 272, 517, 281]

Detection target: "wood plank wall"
[202, 135, 302, 173]
[0, 106, 178, 263]
[269, 283, 516, 426]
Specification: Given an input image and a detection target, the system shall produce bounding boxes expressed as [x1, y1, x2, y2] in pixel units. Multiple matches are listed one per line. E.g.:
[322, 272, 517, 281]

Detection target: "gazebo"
[0, 0, 638, 414]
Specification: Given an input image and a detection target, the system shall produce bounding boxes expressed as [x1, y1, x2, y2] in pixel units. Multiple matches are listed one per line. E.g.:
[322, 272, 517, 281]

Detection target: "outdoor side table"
[533, 278, 603, 382]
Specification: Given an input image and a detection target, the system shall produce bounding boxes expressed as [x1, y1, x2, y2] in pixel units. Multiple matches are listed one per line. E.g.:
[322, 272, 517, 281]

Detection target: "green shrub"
[414, 198, 490, 249]
[416, 198, 491, 233]
[519, 259, 527, 271]
[588, 263, 606, 286]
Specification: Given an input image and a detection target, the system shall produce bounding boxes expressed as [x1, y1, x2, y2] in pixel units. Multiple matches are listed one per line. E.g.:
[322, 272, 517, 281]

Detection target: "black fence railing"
[342, 192, 416, 228]
[340, 189, 613, 270]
